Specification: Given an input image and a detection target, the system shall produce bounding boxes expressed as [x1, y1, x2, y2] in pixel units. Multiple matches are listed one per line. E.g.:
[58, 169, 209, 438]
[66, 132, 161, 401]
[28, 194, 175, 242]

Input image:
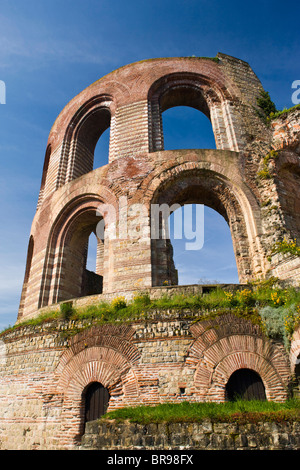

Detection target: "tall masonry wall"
[0, 300, 298, 450]
[4, 54, 300, 450]
[18, 53, 300, 322]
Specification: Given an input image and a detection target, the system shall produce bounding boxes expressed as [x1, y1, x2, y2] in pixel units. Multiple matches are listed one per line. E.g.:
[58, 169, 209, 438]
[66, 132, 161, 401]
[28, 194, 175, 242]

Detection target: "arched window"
[162, 106, 216, 150]
[168, 205, 239, 285]
[150, 168, 248, 287]
[84, 382, 110, 426]
[66, 104, 111, 182]
[225, 369, 266, 401]
[148, 73, 228, 152]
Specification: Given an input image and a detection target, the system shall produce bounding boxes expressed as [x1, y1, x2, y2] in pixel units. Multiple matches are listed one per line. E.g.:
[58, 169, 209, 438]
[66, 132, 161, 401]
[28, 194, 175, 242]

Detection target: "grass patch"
[268, 103, 300, 120]
[103, 399, 300, 425]
[3, 284, 300, 346]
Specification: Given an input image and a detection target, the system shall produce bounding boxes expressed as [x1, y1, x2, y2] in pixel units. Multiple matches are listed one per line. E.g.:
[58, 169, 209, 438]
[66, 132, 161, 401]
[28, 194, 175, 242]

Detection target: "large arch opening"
[81, 229, 104, 298]
[168, 205, 239, 285]
[162, 106, 216, 151]
[148, 72, 233, 152]
[40, 204, 106, 307]
[225, 369, 266, 401]
[150, 168, 251, 287]
[64, 101, 112, 183]
[61, 210, 104, 301]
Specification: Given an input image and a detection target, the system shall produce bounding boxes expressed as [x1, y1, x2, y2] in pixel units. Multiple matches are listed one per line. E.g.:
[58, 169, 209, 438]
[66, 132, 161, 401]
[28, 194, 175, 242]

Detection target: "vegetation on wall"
[102, 399, 300, 425]
[268, 103, 300, 120]
[255, 89, 300, 124]
[271, 238, 300, 257]
[255, 90, 277, 124]
[257, 149, 278, 180]
[2, 282, 300, 351]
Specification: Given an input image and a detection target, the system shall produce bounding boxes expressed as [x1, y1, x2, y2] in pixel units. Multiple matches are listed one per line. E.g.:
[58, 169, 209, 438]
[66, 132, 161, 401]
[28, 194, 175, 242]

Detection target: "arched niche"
[225, 368, 266, 401]
[39, 197, 108, 308]
[148, 72, 236, 152]
[150, 167, 252, 286]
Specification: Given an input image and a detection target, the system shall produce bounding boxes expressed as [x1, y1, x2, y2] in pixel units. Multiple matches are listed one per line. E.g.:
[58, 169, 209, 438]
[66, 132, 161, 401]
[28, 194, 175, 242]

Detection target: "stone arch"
[39, 95, 115, 205]
[187, 314, 291, 402]
[55, 325, 140, 444]
[148, 72, 240, 152]
[61, 95, 114, 185]
[38, 193, 118, 308]
[141, 154, 264, 285]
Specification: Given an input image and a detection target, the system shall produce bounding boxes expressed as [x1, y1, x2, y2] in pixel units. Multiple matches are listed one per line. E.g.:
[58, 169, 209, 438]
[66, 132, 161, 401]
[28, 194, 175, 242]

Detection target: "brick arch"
[37, 144, 52, 208]
[139, 155, 264, 284]
[187, 315, 291, 402]
[61, 95, 114, 186]
[148, 71, 240, 152]
[39, 193, 119, 308]
[55, 325, 140, 444]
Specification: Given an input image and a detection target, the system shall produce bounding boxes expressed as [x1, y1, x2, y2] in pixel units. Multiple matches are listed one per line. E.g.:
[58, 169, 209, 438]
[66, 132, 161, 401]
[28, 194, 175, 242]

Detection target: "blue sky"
[0, 0, 299, 329]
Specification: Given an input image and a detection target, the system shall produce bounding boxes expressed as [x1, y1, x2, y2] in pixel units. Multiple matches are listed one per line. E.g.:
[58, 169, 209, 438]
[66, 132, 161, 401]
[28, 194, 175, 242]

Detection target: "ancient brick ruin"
[0, 54, 299, 449]
[18, 53, 300, 321]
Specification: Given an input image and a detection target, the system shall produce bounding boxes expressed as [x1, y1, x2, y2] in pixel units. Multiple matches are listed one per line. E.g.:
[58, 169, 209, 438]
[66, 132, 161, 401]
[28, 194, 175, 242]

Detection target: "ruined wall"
[18, 54, 300, 322]
[0, 307, 296, 450]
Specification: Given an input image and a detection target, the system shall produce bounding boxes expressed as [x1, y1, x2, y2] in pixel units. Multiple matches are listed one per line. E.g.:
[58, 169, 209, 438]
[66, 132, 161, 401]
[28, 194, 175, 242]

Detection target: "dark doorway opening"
[225, 369, 266, 401]
[84, 382, 110, 429]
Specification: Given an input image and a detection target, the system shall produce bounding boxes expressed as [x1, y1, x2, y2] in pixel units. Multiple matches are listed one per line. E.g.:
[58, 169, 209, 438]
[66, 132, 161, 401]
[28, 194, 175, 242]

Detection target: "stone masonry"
[1, 54, 299, 450]
[18, 53, 300, 321]
[0, 309, 298, 449]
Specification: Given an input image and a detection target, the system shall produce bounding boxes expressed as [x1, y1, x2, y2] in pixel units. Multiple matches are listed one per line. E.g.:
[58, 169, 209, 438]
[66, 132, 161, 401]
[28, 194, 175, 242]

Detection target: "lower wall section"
[0, 310, 298, 450]
[81, 419, 300, 450]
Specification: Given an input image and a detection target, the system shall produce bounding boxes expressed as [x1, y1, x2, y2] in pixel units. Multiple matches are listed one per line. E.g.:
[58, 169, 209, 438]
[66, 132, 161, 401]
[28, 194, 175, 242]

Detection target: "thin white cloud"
[0, 13, 117, 70]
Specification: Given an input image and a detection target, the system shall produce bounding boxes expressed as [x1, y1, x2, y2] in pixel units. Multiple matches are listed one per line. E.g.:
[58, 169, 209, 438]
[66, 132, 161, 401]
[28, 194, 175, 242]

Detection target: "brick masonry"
[17, 53, 300, 321]
[5, 54, 300, 450]
[0, 309, 298, 450]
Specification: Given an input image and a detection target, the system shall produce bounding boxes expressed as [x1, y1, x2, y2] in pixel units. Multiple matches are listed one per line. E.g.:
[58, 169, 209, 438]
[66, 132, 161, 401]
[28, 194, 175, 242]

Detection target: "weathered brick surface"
[0, 311, 297, 450]
[18, 54, 300, 321]
[7, 55, 300, 450]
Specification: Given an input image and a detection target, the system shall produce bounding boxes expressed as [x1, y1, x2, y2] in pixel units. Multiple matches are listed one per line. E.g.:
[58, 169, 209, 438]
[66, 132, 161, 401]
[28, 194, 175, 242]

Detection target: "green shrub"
[111, 296, 127, 310]
[259, 303, 300, 350]
[59, 302, 74, 320]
